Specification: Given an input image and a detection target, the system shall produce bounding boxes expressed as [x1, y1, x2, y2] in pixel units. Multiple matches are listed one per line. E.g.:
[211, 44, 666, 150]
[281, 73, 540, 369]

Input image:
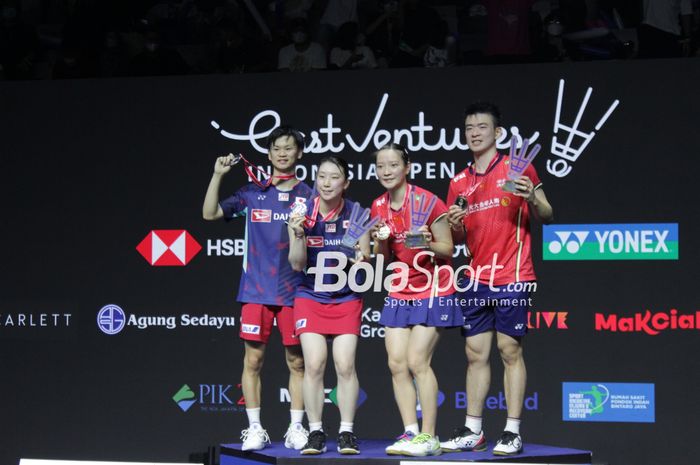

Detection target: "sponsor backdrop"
[1, 59, 697, 465]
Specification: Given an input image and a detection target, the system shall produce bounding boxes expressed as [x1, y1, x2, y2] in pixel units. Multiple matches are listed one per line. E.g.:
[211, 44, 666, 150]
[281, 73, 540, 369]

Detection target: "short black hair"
[374, 142, 410, 166]
[464, 101, 501, 128]
[267, 125, 305, 150]
[319, 155, 350, 180]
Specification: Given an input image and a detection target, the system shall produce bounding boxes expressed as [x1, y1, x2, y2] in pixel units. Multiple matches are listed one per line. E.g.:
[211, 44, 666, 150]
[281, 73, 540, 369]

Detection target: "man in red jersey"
[441, 102, 553, 456]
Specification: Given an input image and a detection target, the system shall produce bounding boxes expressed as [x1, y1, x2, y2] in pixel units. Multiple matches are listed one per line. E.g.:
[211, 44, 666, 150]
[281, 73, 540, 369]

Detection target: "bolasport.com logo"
[96, 304, 235, 335]
[173, 383, 245, 413]
[595, 308, 699, 336]
[543, 223, 678, 260]
[136, 230, 202, 266]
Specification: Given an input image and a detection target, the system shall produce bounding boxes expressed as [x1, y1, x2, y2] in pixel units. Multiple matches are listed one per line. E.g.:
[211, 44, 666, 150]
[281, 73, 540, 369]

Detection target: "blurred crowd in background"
[0, 0, 698, 80]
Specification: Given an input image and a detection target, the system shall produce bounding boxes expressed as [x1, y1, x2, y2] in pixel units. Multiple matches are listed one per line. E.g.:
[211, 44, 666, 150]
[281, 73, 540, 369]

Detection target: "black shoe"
[301, 430, 327, 455]
[337, 431, 360, 455]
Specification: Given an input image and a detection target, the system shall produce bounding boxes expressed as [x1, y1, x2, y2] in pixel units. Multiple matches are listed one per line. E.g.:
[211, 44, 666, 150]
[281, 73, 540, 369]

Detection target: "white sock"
[246, 408, 261, 427]
[404, 423, 420, 435]
[339, 422, 354, 433]
[505, 417, 521, 435]
[309, 421, 323, 432]
[465, 415, 482, 434]
[290, 409, 304, 426]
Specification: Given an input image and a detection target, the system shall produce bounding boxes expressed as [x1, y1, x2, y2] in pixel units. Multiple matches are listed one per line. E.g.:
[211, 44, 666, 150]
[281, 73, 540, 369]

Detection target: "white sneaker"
[440, 426, 487, 452]
[241, 423, 270, 451]
[402, 433, 442, 457]
[493, 431, 523, 455]
[385, 431, 415, 455]
[284, 422, 309, 450]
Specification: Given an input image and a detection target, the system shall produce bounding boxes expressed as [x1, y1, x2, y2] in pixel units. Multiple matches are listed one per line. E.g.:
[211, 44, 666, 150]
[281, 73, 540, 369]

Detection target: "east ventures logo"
[136, 230, 201, 266]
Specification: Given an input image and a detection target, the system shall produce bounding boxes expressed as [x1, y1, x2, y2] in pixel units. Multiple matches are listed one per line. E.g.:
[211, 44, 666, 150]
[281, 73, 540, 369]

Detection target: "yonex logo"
[136, 230, 201, 266]
[97, 304, 126, 335]
[548, 231, 589, 254]
[295, 319, 307, 329]
[543, 224, 678, 261]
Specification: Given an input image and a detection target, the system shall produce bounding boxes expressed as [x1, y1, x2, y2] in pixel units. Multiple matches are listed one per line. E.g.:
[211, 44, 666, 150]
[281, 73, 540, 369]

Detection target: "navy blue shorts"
[458, 282, 535, 337]
[380, 295, 464, 328]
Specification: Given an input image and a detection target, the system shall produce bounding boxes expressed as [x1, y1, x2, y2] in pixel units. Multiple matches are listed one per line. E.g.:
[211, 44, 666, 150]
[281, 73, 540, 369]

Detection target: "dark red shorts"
[293, 298, 363, 337]
[239, 303, 298, 346]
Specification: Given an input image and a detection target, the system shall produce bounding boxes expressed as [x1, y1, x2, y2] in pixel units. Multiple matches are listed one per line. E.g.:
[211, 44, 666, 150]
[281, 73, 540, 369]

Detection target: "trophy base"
[404, 232, 430, 249]
[501, 180, 517, 193]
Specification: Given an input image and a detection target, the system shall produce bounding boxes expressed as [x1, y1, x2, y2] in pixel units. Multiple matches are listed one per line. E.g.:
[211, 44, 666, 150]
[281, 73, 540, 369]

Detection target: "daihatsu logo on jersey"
[136, 230, 201, 266]
[251, 209, 271, 222]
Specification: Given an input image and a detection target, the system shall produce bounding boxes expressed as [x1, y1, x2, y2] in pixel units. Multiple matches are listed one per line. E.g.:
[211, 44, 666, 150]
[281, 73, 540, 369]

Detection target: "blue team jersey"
[219, 181, 312, 306]
[297, 198, 364, 303]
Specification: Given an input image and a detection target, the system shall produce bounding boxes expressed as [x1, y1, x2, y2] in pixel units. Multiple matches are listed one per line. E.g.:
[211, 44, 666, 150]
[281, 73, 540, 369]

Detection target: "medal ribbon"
[237, 153, 296, 188]
[305, 196, 344, 228]
[384, 184, 412, 236]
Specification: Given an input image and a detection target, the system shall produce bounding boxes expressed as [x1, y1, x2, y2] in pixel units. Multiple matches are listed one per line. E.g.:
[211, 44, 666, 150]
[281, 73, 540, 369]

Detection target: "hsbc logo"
[307, 236, 324, 248]
[136, 230, 201, 266]
[251, 209, 271, 222]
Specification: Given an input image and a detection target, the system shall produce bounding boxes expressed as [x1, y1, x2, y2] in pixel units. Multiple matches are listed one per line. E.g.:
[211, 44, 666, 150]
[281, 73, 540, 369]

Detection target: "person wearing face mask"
[287, 156, 371, 455]
[329, 21, 377, 69]
[278, 18, 327, 72]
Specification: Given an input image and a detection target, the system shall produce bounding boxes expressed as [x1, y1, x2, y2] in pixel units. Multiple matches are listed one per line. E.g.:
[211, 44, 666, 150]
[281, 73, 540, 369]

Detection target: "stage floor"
[220, 440, 592, 465]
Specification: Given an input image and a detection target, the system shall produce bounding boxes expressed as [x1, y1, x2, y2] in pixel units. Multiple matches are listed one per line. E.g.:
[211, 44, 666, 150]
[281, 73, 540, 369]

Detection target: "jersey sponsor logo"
[136, 230, 202, 266]
[543, 224, 678, 260]
[257, 194, 266, 200]
[295, 318, 307, 329]
[307, 236, 324, 248]
[241, 324, 261, 334]
[325, 223, 336, 233]
[467, 197, 502, 214]
[278, 192, 289, 201]
[251, 209, 272, 222]
[453, 171, 467, 182]
[375, 197, 386, 206]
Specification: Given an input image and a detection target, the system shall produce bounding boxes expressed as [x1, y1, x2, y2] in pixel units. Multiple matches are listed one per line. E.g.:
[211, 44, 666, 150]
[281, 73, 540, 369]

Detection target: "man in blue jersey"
[203, 126, 312, 451]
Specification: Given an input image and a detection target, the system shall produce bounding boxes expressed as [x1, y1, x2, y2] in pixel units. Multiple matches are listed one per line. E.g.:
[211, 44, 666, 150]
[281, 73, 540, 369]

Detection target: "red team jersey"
[447, 154, 542, 286]
[370, 184, 452, 300]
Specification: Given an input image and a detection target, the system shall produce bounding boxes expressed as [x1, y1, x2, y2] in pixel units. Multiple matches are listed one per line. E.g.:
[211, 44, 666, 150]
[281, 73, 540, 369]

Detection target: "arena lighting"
[20, 460, 202, 465]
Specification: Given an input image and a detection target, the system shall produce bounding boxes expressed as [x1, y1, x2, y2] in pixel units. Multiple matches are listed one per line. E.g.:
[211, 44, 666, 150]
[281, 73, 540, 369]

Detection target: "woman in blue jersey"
[287, 156, 371, 456]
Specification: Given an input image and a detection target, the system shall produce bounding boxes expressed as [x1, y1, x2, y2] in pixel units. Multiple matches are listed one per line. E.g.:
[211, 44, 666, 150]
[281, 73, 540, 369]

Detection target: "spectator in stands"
[128, 30, 190, 76]
[329, 21, 377, 69]
[484, 0, 535, 64]
[318, 0, 359, 51]
[391, 0, 441, 68]
[0, 1, 39, 79]
[365, 0, 402, 68]
[278, 18, 326, 72]
[638, 0, 693, 58]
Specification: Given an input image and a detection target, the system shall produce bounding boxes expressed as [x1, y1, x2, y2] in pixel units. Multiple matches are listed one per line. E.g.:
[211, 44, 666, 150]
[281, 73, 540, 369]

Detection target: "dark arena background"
[1, 58, 698, 465]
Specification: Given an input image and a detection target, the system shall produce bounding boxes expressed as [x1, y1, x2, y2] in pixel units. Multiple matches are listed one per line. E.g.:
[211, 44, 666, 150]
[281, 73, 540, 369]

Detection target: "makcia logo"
[97, 304, 126, 335]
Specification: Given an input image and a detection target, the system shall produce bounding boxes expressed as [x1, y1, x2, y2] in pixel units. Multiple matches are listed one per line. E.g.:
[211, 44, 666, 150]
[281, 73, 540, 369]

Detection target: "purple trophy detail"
[503, 138, 541, 192]
[405, 192, 437, 249]
[340, 203, 379, 255]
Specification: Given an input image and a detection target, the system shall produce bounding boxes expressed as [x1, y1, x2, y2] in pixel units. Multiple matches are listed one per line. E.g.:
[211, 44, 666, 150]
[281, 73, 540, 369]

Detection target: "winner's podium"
[220, 440, 592, 465]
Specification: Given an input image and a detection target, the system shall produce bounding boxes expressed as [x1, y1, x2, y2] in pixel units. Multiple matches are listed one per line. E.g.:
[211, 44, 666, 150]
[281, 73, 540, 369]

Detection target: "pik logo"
[307, 236, 324, 248]
[173, 384, 197, 412]
[136, 230, 201, 266]
[97, 304, 126, 335]
[251, 209, 272, 223]
[543, 224, 678, 260]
